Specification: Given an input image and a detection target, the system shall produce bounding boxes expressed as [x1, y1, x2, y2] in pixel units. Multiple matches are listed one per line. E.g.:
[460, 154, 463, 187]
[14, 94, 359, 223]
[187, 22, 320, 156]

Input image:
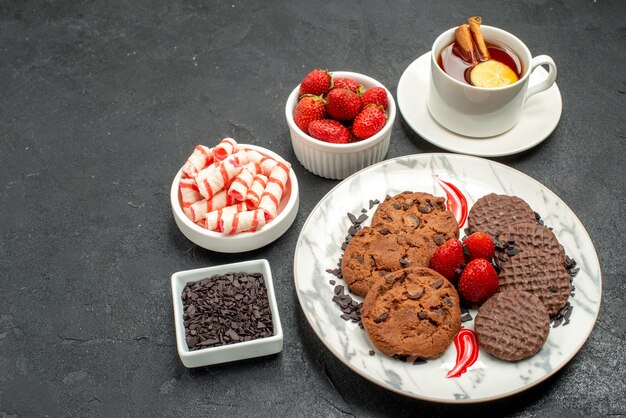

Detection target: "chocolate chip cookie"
[371, 192, 459, 253]
[361, 267, 461, 359]
[341, 227, 431, 297]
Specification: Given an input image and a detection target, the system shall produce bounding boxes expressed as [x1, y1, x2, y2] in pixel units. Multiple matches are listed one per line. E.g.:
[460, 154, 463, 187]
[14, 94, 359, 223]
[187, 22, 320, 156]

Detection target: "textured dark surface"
[1, 0, 625, 416]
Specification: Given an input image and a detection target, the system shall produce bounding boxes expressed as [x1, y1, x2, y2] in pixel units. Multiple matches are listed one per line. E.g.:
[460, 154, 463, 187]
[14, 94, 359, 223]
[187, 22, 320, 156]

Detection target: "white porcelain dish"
[285, 71, 396, 180]
[397, 53, 562, 156]
[294, 153, 601, 403]
[170, 144, 299, 253]
[172, 259, 283, 368]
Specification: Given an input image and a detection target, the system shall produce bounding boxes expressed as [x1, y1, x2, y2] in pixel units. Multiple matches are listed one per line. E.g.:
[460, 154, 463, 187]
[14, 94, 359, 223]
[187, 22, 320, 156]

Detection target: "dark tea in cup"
[438, 41, 522, 86]
[427, 17, 558, 136]
[437, 17, 522, 88]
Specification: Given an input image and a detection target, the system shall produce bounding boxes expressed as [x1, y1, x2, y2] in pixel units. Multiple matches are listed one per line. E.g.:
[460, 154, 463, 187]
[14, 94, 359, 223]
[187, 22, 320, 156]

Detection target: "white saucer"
[397, 53, 562, 157]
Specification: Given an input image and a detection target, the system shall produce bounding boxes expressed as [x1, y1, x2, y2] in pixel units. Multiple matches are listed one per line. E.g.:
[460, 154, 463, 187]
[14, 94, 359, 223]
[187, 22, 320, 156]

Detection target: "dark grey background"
[1, 0, 624, 416]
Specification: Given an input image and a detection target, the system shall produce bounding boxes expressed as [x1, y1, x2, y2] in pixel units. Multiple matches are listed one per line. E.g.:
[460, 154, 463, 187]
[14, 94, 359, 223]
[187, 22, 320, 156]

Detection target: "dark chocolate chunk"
[431, 279, 443, 289]
[399, 257, 409, 267]
[548, 285, 558, 293]
[406, 290, 423, 300]
[417, 311, 427, 320]
[374, 312, 389, 323]
[369, 350, 375, 356]
[407, 214, 420, 226]
[347, 212, 357, 224]
[461, 313, 473, 323]
[506, 247, 520, 256]
[357, 213, 368, 224]
[418, 205, 431, 214]
[433, 235, 444, 246]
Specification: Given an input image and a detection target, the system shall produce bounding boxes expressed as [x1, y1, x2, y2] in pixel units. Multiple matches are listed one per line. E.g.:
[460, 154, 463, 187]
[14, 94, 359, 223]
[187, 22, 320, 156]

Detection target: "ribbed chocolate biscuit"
[499, 249, 571, 316]
[475, 290, 550, 361]
[468, 193, 535, 239]
[497, 222, 566, 266]
[341, 227, 431, 297]
[361, 267, 461, 359]
[371, 192, 459, 253]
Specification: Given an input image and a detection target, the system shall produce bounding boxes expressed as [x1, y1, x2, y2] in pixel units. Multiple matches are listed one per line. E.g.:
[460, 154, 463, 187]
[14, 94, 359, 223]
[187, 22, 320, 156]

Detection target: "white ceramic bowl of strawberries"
[171, 143, 299, 253]
[285, 70, 396, 180]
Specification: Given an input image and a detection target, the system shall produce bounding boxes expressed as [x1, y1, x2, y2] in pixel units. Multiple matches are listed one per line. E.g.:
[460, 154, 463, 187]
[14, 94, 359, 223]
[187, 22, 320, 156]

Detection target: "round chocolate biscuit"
[496, 222, 566, 266]
[475, 290, 550, 361]
[341, 227, 431, 297]
[361, 267, 461, 359]
[371, 192, 459, 253]
[498, 249, 571, 316]
[468, 193, 536, 239]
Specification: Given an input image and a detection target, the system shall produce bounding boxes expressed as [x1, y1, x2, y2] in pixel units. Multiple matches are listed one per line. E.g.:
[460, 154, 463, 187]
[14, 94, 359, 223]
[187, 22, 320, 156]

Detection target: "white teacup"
[427, 25, 557, 138]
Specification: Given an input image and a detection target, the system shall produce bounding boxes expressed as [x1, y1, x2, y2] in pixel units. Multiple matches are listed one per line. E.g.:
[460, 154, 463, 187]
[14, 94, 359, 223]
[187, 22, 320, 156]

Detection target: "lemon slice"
[470, 60, 519, 88]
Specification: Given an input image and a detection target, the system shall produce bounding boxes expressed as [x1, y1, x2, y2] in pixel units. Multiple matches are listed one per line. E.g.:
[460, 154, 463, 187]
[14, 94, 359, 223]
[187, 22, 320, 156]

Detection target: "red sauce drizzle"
[435, 176, 468, 228]
[446, 328, 479, 378]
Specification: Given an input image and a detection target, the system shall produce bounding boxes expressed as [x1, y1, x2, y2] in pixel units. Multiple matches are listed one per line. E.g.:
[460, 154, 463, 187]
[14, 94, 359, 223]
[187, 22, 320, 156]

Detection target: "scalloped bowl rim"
[285, 70, 396, 153]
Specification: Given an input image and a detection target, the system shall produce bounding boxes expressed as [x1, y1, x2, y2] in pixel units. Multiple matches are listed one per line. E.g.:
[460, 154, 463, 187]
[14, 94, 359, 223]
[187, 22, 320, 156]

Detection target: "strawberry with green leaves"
[299, 69, 332, 96]
[352, 104, 387, 140]
[333, 77, 363, 94]
[361, 87, 388, 110]
[457, 258, 499, 305]
[294, 95, 325, 133]
[326, 88, 361, 121]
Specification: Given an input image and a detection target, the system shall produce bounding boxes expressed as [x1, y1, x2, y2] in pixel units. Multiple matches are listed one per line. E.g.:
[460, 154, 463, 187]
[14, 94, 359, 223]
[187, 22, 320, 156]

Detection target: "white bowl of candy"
[171, 139, 299, 253]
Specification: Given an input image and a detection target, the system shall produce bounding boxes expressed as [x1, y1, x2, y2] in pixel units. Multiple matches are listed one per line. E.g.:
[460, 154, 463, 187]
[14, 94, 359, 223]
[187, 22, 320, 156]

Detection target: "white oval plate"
[294, 153, 601, 403]
[397, 53, 562, 157]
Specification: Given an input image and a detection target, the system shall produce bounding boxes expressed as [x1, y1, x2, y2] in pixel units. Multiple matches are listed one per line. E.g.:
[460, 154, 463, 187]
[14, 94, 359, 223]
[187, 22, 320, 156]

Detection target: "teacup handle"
[525, 55, 557, 102]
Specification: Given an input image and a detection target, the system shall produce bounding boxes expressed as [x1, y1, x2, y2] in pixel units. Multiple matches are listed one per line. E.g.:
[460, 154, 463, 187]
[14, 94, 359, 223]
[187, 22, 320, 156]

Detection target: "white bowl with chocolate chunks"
[171, 259, 283, 367]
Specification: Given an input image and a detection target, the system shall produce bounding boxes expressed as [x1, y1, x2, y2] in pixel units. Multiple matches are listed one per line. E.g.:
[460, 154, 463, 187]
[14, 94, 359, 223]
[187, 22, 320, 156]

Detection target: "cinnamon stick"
[468, 16, 490, 61]
[454, 24, 477, 64]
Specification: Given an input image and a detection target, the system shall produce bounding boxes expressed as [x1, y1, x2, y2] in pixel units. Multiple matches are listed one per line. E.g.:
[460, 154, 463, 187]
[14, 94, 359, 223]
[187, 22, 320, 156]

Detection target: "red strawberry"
[429, 238, 465, 283]
[308, 119, 350, 144]
[463, 232, 495, 261]
[333, 77, 363, 94]
[457, 259, 499, 305]
[294, 95, 326, 133]
[361, 87, 389, 110]
[325, 88, 361, 120]
[352, 104, 387, 140]
[299, 69, 332, 96]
